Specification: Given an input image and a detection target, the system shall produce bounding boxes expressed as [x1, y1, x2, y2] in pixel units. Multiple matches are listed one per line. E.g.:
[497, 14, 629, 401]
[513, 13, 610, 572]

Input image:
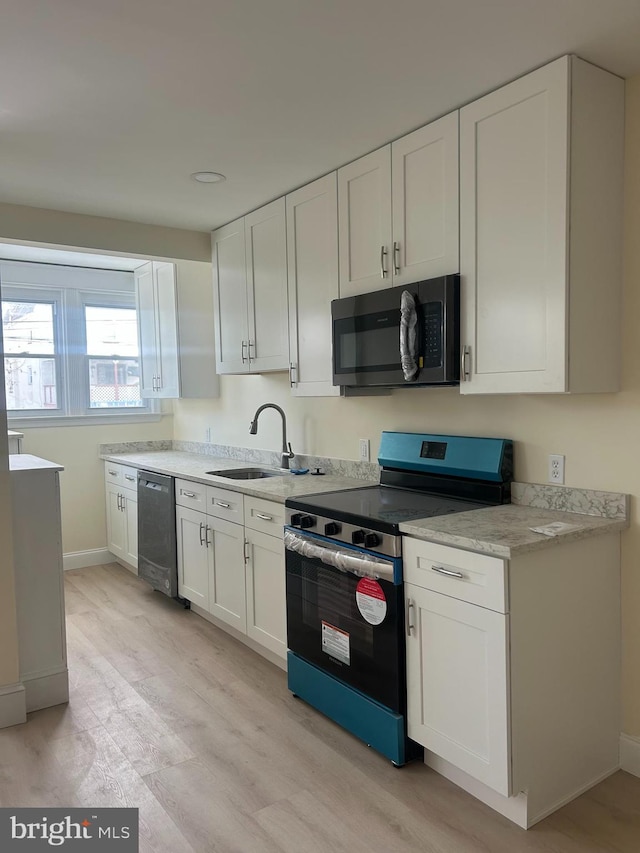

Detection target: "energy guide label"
[321, 621, 350, 665]
[355, 577, 387, 625]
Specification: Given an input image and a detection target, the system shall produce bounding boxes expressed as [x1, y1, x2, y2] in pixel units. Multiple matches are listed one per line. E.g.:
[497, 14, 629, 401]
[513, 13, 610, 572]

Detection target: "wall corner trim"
[620, 733, 640, 778]
[0, 682, 26, 729]
[63, 548, 112, 571]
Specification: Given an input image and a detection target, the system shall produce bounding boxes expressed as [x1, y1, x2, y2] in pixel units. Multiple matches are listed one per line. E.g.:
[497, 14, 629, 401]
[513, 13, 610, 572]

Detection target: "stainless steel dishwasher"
[138, 470, 178, 597]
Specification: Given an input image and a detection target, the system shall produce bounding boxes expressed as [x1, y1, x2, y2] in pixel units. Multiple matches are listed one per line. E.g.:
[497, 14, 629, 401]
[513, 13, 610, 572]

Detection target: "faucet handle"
[285, 442, 295, 459]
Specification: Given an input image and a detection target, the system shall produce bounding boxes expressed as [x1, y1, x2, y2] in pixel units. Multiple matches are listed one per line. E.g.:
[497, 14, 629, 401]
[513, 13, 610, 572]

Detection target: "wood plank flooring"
[1, 562, 639, 852]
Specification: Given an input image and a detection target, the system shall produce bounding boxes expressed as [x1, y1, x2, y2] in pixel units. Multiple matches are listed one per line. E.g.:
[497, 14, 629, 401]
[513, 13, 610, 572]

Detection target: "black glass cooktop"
[287, 486, 488, 533]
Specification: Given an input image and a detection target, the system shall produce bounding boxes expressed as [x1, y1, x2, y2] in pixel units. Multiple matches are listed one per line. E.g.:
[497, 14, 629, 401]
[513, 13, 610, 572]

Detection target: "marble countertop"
[101, 450, 374, 503]
[400, 503, 628, 558]
[9, 454, 64, 473]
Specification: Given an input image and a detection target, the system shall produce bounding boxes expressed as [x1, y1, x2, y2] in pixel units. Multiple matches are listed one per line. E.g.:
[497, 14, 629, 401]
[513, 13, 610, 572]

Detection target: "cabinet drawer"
[176, 478, 208, 510]
[121, 465, 139, 491]
[403, 538, 507, 613]
[244, 497, 285, 538]
[104, 462, 123, 485]
[206, 486, 244, 522]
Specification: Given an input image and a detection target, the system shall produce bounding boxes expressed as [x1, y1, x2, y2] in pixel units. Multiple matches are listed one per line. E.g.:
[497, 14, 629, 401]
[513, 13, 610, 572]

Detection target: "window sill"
[8, 412, 167, 429]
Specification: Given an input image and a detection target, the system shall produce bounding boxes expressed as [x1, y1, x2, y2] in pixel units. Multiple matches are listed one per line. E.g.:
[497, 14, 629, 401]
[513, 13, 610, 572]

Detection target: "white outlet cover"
[548, 454, 565, 484]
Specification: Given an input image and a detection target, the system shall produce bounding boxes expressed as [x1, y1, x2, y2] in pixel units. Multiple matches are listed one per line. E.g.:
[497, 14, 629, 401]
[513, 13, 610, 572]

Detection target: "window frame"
[1, 265, 160, 427]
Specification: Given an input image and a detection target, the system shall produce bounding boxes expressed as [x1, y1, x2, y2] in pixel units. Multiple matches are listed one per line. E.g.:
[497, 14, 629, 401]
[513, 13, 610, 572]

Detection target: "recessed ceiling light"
[191, 171, 226, 184]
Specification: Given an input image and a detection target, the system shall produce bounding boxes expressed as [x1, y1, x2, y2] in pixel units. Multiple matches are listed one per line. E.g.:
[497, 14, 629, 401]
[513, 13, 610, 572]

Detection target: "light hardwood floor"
[1, 562, 639, 852]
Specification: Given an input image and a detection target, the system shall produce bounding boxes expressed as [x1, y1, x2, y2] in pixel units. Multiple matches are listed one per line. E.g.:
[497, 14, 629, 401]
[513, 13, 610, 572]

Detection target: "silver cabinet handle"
[241, 341, 248, 363]
[460, 346, 470, 381]
[256, 513, 273, 521]
[125, 475, 135, 482]
[432, 565, 464, 579]
[199, 521, 205, 546]
[108, 469, 118, 476]
[248, 340, 255, 362]
[380, 245, 388, 278]
[215, 500, 231, 508]
[243, 539, 251, 564]
[406, 598, 414, 635]
[157, 374, 162, 391]
[289, 363, 297, 388]
[116, 494, 121, 510]
[205, 525, 212, 548]
[182, 490, 197, 498]
[393, 241, 400, 274]
[152, 375, 156, 392]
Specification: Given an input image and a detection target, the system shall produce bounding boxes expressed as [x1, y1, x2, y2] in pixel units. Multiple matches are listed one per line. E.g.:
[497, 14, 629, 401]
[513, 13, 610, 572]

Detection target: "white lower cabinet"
[104, 463, 138, 573]
[208, 515, 246, 632]
[176, 505, 210, 608]
[405, 583, 510, 795]
[403, 533, 622, 829]
[176, 485, 286, 662]
[245, 528, 286, 657]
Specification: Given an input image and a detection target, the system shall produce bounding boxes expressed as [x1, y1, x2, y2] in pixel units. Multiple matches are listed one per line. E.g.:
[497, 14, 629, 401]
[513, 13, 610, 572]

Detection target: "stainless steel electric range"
[284, 431, 513, 766]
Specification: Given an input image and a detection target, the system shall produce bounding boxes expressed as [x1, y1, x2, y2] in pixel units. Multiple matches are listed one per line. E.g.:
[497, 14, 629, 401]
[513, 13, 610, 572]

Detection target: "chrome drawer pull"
[182, 490, 197, 498]
[108, 469, 118, 476]
[125, 475, 135, 481]
[199, 521, 205, 546]
[432, 565, 464, 579]
[256, 513, 273, 521]
[215, 500, 231, 508]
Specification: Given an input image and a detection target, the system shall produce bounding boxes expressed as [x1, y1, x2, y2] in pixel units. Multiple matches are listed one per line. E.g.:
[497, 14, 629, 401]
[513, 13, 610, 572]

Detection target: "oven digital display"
[420, 441, 447, 460]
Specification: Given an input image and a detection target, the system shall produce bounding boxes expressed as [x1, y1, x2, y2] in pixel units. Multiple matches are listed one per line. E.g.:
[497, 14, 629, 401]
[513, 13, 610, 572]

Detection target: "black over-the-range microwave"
[331, 275, 460, 388]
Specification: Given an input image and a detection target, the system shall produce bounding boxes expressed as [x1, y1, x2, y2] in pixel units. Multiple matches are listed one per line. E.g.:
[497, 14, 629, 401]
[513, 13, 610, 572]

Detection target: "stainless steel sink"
[206, 468, 285, 480]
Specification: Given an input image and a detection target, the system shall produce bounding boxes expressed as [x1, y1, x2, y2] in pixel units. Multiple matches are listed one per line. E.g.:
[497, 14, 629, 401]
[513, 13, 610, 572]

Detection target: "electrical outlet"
[359, 438, 370, 462]
[548, 454, 565, 484]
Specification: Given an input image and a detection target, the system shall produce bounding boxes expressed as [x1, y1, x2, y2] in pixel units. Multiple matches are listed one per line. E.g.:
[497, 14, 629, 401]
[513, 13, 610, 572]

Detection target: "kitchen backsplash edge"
[98, 441, 629, 521]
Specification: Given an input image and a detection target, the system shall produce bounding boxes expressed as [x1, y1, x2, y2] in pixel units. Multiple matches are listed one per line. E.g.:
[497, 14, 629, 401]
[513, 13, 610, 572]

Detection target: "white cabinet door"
[135, 262, 158, 398]
[212, 218, 250, 374]
[208, 516, 246, 632]
[245, 198, 290, 372]
[136, 261, 181, 397]
[176, 505, 209, 608]
[123, 491, 138, 573]
[460, 58, 569, 394]
[245, 529, 286, 659]
[153, 262, 180, 397]
[105, 483, 126, 562]
[405, 583, 511, 796]
[286, 173, 341, 397]
[392, 112, 459, 285]
[338, 146, 392, 297]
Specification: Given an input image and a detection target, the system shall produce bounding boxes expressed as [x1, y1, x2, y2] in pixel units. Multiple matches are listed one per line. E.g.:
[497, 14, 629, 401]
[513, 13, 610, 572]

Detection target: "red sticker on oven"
[355, 578, 387, 625]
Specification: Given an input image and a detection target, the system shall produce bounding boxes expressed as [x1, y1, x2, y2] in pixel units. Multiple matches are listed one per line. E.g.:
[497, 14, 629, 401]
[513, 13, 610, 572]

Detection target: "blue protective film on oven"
[378, 431, 512, 482]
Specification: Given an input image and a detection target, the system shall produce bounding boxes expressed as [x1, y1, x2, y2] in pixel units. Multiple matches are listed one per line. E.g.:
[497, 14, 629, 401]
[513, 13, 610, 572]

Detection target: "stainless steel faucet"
[249, 403, 295, 470]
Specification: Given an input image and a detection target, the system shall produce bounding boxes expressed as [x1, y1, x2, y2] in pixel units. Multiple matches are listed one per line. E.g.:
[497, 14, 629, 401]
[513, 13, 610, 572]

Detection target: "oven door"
[285, 529, 404, 713]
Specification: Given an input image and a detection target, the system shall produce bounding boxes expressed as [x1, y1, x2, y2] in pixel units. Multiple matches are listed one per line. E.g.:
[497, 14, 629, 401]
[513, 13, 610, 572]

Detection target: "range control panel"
[285, 510, 400, 559]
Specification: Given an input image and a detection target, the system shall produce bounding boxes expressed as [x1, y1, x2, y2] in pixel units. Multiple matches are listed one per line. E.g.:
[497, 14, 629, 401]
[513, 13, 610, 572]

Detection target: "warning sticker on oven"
[355, 577, 387, 625]
[321, 621, 350, 665]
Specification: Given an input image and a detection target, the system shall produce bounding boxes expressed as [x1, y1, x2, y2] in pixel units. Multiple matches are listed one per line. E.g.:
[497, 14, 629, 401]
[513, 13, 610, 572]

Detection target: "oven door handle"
[284, 530, 394, 582]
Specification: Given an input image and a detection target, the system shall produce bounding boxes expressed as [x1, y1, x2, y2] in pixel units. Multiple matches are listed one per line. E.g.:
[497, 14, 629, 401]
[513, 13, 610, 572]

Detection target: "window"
[1, 261, 156, 424]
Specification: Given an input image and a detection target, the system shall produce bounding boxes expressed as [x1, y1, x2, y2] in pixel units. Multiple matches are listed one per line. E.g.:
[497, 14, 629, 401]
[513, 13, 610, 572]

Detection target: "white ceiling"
[3, 0, 640, 233]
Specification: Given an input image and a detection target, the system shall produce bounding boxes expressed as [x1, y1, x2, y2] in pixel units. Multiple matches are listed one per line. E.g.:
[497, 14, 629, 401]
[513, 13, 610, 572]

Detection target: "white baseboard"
[22, 668, 69, 713]
[620, 733, 640, 778]
[0, 682, 26, 729]
[63, 548, 112, 571]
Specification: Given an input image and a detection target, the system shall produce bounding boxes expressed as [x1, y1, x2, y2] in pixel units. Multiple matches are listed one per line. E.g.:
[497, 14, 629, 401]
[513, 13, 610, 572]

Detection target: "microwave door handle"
[399, 290, 419, 382]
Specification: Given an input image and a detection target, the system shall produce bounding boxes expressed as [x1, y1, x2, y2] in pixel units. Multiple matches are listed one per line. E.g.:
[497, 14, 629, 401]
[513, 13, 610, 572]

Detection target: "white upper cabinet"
[391, 112, 459, 286]
[245, 198, 290, 372]
[287, 173, 341, 397]
[212, 200, 289, 374]
[136, 260, 219, 398]
[338, 112, 459, 298]
[338, 147, 392, 297]
[460, 56, 624, 394]
[212, 218, 250, 374]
